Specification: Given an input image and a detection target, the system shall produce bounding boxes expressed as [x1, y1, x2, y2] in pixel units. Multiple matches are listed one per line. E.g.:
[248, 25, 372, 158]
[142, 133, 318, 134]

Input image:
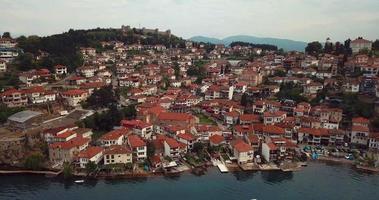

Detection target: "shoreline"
[1, 157, 377, 179]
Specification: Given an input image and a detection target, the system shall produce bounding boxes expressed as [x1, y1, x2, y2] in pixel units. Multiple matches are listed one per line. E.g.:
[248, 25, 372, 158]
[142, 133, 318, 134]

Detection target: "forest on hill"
[14, 28, 186, 72]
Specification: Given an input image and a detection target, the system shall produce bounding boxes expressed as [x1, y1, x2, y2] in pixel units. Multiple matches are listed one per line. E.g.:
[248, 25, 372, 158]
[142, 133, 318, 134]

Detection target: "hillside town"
[1, 27, 379, 178]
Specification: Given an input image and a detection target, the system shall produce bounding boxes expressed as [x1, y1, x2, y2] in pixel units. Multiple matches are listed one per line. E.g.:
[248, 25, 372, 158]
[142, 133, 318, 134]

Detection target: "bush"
[24, 153, 44, 170]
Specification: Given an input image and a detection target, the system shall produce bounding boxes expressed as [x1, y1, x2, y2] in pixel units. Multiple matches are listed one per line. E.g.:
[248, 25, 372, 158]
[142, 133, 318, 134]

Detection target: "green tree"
[0, 104, 24, 124]
[305, 41, 323, 56]
[24, 153, 44, 170]
[85, 161, 97, 175]
[276, 82, 308, 103]
[122, 104, 137, 119]
[63, 162, 73, 179]
[147, 141, 156, 157]
[2, 32, 11, 38]
[15, 53, 36, 71]
[192, 142, 205, 154]
[240, 93, 249, 107]
[372, 40, 379, 51]
[173, 62, 180, 79]
[84, 86, 117, 109]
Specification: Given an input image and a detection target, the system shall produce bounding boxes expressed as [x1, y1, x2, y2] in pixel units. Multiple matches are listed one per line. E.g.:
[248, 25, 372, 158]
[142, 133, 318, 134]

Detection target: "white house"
[163, 137, 186, 158]
[99, 128, 127, 147]
[78, 146, 104, 168]
[61, 89, 88, 107]
[103, 145, 133, 165]
[351, 125, 370, 147]
[232, 140, 254, 164]
[127, 135, 147, 161]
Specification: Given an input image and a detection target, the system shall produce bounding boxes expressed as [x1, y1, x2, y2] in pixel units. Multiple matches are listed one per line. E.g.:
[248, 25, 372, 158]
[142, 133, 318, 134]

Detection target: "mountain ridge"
[189, 35, 307, 51]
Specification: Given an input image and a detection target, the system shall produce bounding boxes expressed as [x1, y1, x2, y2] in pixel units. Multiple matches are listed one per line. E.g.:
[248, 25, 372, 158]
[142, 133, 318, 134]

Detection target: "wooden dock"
[217, 164, 229, 173]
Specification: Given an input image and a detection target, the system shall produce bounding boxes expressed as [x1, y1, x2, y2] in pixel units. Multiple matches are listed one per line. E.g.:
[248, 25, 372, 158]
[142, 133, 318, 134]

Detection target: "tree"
[2, 32, 11, 38]
[192, 142, 204, 154]
[24, 153, 44, 170]
[230, 41, 278, 51]
[373, 40, 379, 51]
[84, 85, 117, 109]
[173, 62, 180, 79]
[276, 82, 308, 103]
[15, 53, 36, 71]
[324, 42, 334, 54]
[335, 42, 345, 55]
[85, 161, 97, 175]
[240, 93, 249, 107]
[161, 75, 170, 90]
[122, 104, 137, 119]
[344, 39, 352, 56]
[305, 41, 323, 56]
[147, 141, 156, 157]
[63, 162, 73, 179]
[0, 104, 24, 124]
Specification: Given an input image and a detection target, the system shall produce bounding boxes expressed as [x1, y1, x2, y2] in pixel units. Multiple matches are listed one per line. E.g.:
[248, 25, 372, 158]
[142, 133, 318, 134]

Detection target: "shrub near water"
[24, 153, 44, 170]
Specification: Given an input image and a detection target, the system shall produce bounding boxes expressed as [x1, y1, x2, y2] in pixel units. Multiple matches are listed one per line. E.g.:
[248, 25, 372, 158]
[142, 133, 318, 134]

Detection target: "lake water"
[0, 162, 378, 200]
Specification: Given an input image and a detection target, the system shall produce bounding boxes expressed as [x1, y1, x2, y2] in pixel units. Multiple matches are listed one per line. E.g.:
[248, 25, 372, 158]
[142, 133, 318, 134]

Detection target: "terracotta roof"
[263, 125, 285, 135]
[121, 119, 152, 129]
[104, 145, 132, 155]
[266, 142, 277, 150]
[128, 135, 146, 148]
[239, 114, 260, 122]
[1, 88, 23, 96]
[158, 112, 194, 121]
[100, 128, 129, 141]
[177, 133, 197, 141]
[351, 125, 369, 133]
[233, 140, 253, 152]
[78, 146, 103, 159]
[263, 111, 287, 118]
[298, 127, 330, 136]
[195, 124, 221, 132]
[165, 137, 186, 148]
[247, 134, 259, 144]
[225, 111, 240, 118]
[62, 89, 87, 96]
[55, 130, 77, 139]
[49, 136, 90, 150]
[352, 117, 369, 124]
[209, 134, 225, 144]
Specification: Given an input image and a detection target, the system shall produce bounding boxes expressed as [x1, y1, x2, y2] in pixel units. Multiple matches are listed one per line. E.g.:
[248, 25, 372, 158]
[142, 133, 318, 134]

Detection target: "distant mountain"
[189, 35, 307, 51]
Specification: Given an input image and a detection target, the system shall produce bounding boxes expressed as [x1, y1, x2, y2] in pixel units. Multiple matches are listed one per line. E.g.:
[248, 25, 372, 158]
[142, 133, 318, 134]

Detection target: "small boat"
[74, 180, 85, 183]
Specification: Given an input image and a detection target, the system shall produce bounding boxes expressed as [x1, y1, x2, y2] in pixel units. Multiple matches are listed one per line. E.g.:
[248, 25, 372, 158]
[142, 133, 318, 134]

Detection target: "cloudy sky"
[1, 0, 378, 42]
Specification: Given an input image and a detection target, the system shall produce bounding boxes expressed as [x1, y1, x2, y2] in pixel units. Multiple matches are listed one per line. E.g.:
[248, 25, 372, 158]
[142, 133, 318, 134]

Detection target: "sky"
[1, 0, 379, 42]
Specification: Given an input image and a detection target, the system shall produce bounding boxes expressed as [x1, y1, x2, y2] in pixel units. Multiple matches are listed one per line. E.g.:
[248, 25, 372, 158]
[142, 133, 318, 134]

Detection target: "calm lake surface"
[0, 162, 378, 200]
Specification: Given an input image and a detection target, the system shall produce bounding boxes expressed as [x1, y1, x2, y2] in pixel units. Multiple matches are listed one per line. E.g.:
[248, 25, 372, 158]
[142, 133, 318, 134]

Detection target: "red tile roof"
[158, 112, 194, 121]
[263, 125, 285, 135]
[100, 128, 129, 141]
[239, 114, 260, 122]
[177, 133, 197, 141]
[352, 117, 369, 124]
[351, 125, 369, 133]
[49, 136, 90, 150]
[128, 135, 146, 148]
[165, 137, 186, 149]
[104, 145, 132, 155]
[233, 140, 253, 152]
[298, 127, 330, 136]
[55, 130, 77, 139]
[62, 89, 87, 96]
[121, 119, 152, 129]
[209, 134, 225, 144]
[78, 146, 103, 159]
